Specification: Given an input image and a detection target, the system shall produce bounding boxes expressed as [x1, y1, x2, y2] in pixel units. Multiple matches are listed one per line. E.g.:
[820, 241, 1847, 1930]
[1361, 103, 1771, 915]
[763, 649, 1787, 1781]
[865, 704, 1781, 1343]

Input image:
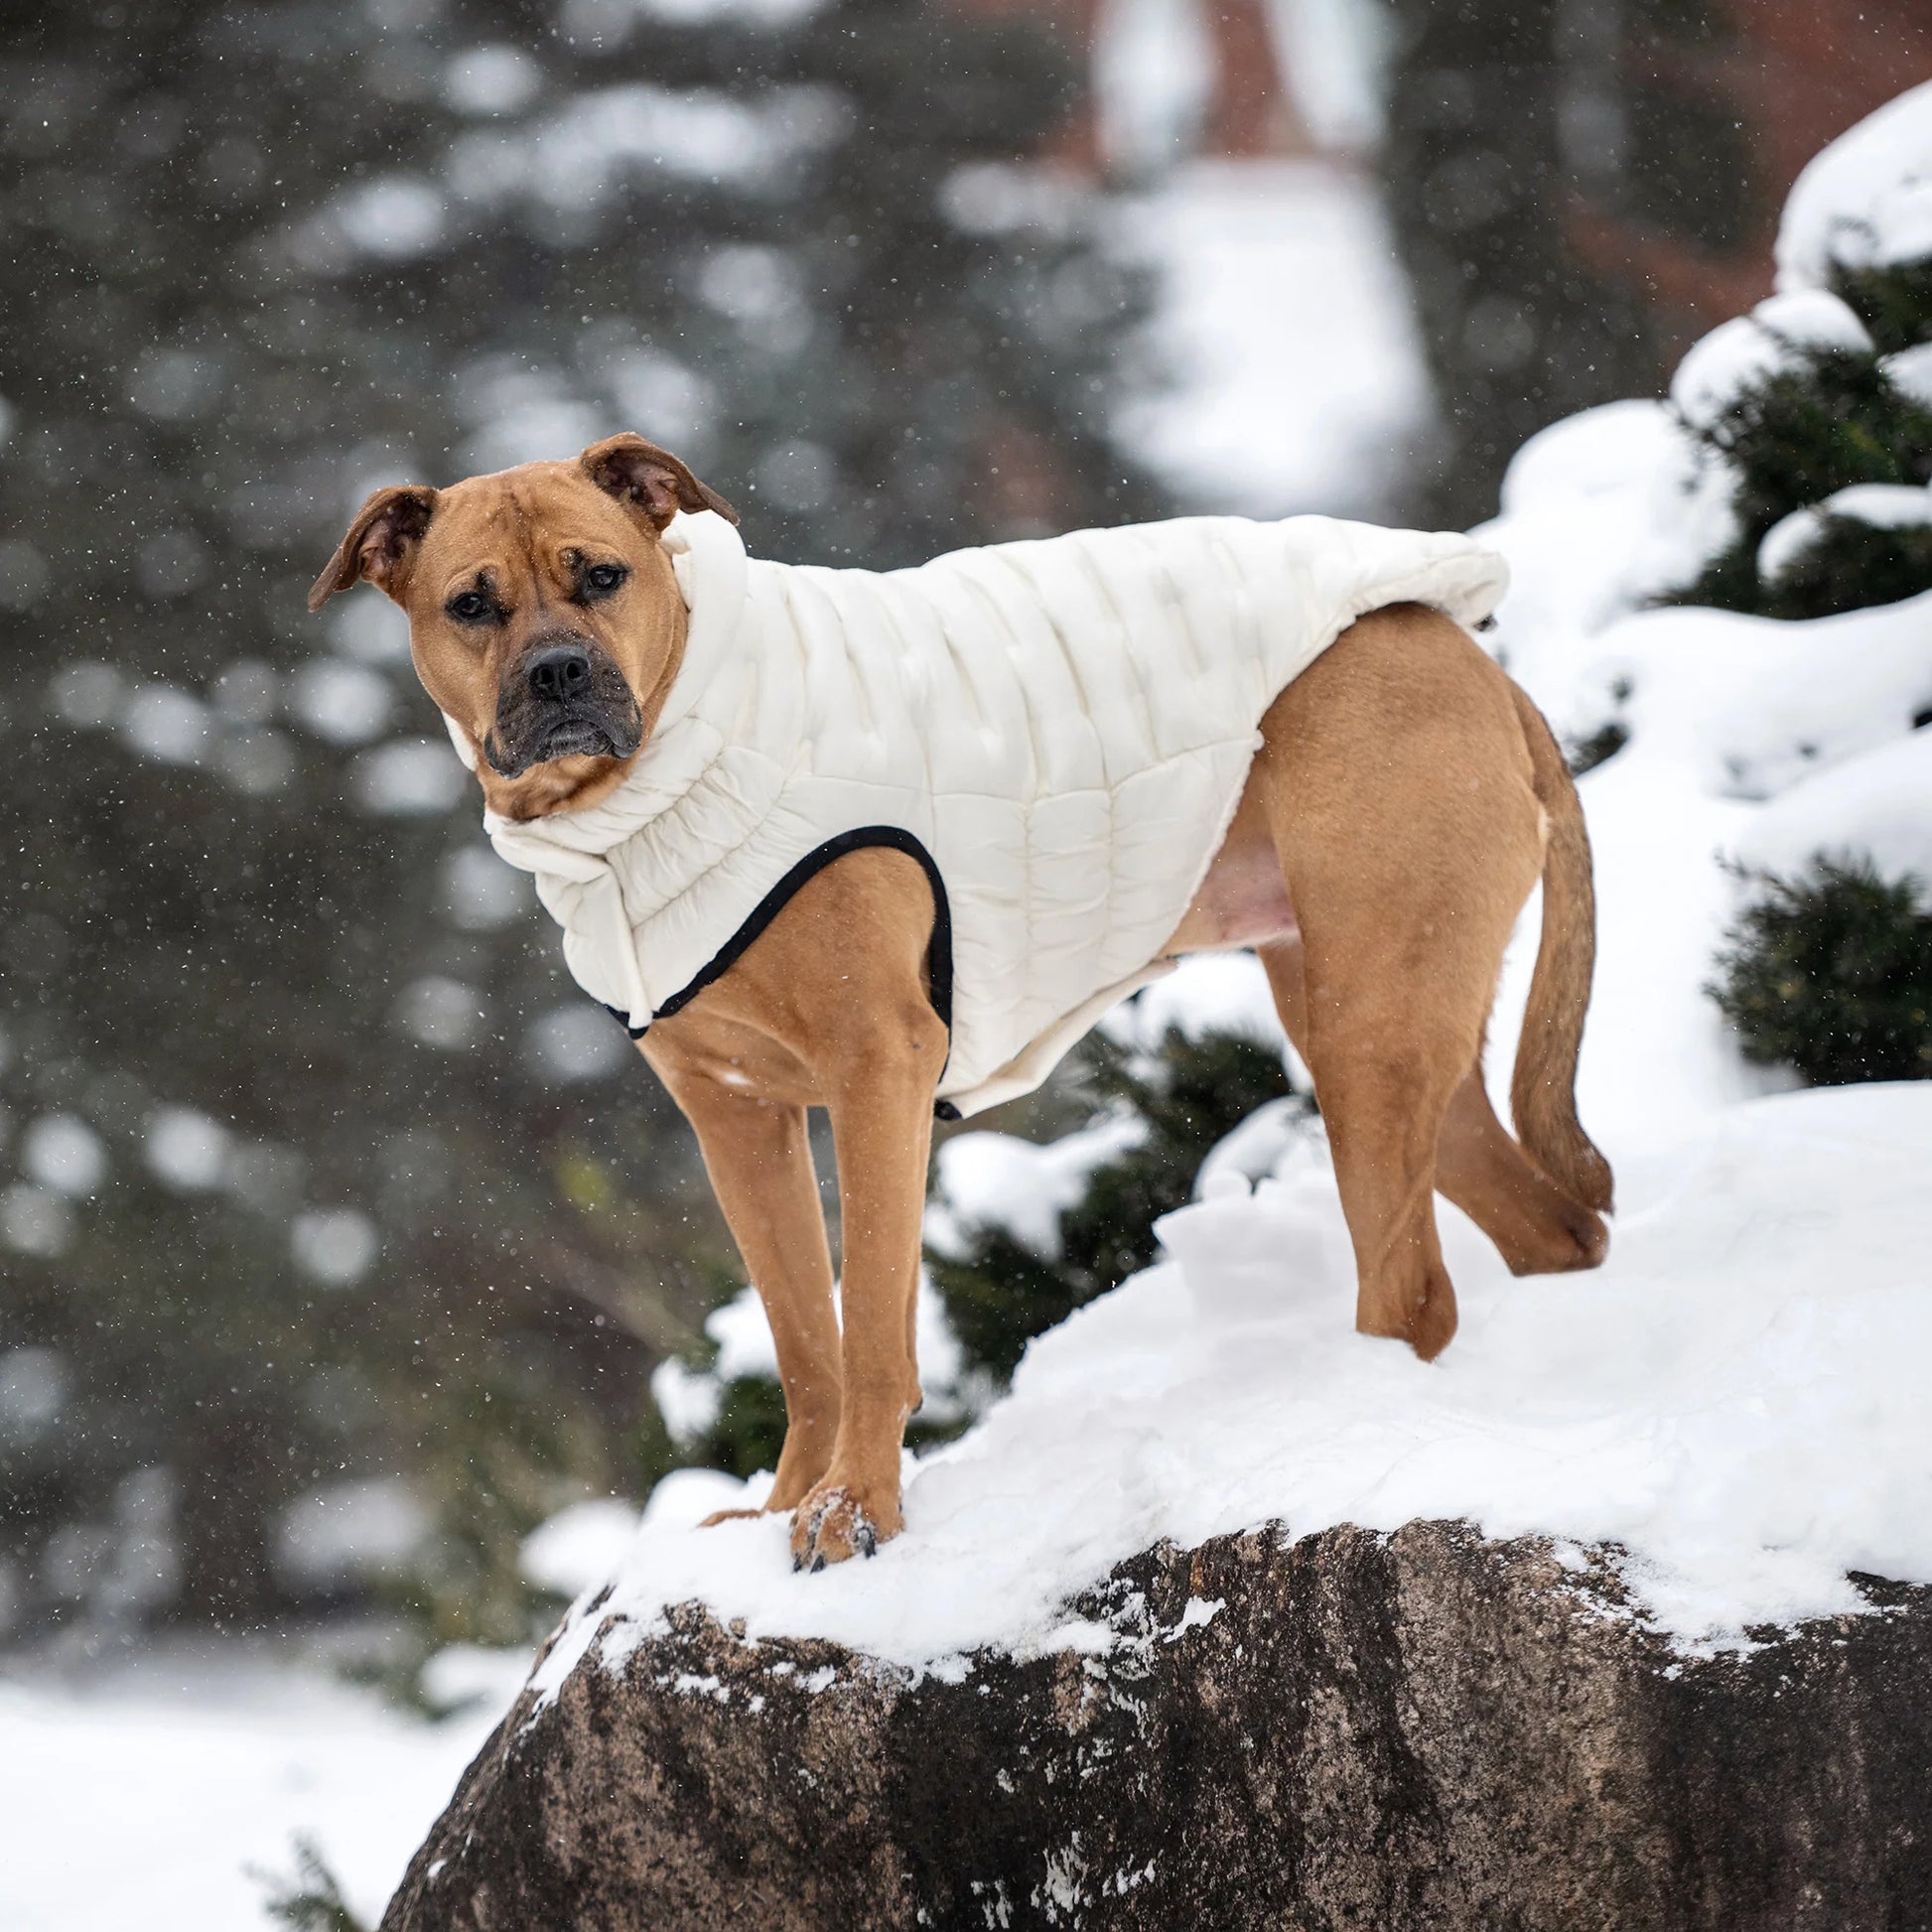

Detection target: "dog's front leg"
[649, 1065, 845, 1517]
[789, 999, 946, 1570]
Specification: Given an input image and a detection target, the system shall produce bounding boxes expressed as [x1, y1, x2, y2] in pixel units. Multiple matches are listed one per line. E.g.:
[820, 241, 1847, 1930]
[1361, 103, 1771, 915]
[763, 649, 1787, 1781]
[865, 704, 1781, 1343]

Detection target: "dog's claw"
[791, 1481, 900, 1571]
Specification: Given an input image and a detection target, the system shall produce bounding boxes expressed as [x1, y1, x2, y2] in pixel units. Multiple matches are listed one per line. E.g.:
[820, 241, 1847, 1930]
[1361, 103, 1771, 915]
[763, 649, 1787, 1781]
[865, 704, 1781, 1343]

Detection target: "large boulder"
[382, 1520, 1932, 1930]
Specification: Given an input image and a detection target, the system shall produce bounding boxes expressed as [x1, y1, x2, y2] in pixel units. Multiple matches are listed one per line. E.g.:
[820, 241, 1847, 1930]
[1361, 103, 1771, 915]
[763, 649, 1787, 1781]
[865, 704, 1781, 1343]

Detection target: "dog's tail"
[1508, 684, 1614, 1215]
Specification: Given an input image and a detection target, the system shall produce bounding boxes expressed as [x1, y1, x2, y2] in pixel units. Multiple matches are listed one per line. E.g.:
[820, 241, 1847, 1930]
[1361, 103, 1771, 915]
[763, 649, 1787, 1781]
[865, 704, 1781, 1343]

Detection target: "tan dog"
[312, 434, 1612, 1571]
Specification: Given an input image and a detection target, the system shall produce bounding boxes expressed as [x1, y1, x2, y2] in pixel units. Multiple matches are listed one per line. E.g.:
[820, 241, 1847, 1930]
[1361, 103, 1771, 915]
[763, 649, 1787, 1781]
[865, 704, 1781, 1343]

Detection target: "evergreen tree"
[1663, 251, 1932, 1081]
[0, 0, 1158, 1642]
[1710, 860, 1932, 1086]
[1663, 268, 1932, 618]
[1378, 0, 1667, 524]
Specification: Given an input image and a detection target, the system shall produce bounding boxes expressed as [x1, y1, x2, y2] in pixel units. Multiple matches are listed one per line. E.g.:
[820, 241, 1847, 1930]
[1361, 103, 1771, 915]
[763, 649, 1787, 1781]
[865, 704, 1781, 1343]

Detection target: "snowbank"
[0, 1654, 507, 1932]
[529, 1080, 1932, 1679]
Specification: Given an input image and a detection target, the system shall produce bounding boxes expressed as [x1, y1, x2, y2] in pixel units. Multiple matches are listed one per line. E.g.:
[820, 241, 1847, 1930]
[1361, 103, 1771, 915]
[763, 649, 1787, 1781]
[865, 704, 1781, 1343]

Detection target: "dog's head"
[310, 434, 737, 820]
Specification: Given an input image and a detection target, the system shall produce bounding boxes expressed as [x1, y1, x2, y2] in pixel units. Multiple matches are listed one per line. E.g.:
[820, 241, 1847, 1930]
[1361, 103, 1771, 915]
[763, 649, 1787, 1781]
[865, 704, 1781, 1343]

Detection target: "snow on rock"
[1778, 78, 1932, 290]
[385, 1516, 1932, 1931]
[529, 1082, 1932, 1676]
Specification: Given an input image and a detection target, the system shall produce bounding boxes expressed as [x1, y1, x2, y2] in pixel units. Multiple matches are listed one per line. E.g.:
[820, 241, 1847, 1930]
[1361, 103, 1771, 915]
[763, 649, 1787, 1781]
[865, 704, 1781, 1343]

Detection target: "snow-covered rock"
[381, 1525, 1932, 1932]
[440, 1084, 1932, 1687]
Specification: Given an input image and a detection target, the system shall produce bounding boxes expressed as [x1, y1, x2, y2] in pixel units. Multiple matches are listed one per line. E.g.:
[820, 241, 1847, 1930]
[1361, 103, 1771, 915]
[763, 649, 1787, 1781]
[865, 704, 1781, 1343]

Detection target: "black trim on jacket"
[599, 825, 958, 1113]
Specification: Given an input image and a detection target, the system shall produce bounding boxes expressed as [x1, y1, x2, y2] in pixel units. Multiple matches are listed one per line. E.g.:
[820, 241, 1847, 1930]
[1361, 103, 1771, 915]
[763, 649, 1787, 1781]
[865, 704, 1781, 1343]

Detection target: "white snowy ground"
[0, 1644, 522, 1932]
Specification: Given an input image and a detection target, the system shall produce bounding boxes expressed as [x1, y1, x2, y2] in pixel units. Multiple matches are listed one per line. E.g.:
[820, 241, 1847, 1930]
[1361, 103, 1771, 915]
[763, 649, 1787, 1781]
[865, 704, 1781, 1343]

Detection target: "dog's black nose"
[527, 643, 591, 702]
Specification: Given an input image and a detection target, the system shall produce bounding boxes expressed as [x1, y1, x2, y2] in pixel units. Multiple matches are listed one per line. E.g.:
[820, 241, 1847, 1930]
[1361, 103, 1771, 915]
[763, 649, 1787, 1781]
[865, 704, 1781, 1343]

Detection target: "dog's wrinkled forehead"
[308, 433, 737, 618]
[417, 467, 650, 602]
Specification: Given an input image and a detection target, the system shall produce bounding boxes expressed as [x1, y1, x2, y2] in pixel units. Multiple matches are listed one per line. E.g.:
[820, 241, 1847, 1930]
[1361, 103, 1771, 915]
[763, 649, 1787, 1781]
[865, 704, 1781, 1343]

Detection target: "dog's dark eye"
[446, 590, 494, 623]
[581, 563, 627, 599]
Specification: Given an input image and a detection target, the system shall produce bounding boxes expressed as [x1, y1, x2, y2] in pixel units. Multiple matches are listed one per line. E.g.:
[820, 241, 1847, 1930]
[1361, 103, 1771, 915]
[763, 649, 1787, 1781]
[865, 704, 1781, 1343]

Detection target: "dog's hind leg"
[1250, 604, 1547, 1358]
[1435, 1059, 1609, 1274]
[1254, 944, 1604, 1282]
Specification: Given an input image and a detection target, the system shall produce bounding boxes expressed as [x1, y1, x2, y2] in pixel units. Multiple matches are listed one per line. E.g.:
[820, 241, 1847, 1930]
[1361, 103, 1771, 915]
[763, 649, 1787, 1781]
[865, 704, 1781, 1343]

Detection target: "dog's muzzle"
[484, 637, 643, 776]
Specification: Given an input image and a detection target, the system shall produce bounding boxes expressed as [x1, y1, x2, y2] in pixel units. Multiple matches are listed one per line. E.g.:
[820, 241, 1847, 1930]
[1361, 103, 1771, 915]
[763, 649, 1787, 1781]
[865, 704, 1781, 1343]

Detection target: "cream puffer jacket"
[482, 510, 1508, 1118]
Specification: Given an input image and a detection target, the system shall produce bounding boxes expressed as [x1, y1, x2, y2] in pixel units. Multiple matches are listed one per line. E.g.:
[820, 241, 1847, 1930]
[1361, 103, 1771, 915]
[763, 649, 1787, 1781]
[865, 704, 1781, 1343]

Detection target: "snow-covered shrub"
[1748, 509, 1932, 623]
[1711, 861, 1932, 1086]
[1836, 258, 1932, 357]
[924, 1024, 1301, 1381]
[1470, 83, 1932, 1095]
[1648, 80, 1932, 627]
[1663, 315, 1932, 619]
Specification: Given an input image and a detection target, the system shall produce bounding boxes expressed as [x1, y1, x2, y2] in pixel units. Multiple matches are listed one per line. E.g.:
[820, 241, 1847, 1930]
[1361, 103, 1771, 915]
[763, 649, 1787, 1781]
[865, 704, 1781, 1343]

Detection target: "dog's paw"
[698, 1505, 772, 1528]
[789, 1480, 901, 1572]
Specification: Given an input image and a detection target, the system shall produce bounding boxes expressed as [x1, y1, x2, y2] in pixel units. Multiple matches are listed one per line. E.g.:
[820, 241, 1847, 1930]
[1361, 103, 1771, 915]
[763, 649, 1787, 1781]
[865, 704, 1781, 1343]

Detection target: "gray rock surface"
[382, 1520, 1932, 1930]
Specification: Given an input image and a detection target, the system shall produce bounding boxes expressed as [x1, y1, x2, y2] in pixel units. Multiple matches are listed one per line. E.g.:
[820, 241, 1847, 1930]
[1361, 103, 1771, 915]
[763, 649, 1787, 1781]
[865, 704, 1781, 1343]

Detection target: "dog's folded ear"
[308, 484, 439, 613]
[581, 433, 739, 533]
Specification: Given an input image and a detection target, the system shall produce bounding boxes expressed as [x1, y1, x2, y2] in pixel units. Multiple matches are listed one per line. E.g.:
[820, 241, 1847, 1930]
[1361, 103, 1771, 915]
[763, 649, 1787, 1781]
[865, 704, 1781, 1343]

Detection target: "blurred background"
[4, 0, 1931, 1918]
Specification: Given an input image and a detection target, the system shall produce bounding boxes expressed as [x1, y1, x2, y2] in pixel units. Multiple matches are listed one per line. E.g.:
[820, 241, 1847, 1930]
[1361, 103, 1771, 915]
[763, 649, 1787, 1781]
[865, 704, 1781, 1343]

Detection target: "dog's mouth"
[484, 704, 642, 778]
